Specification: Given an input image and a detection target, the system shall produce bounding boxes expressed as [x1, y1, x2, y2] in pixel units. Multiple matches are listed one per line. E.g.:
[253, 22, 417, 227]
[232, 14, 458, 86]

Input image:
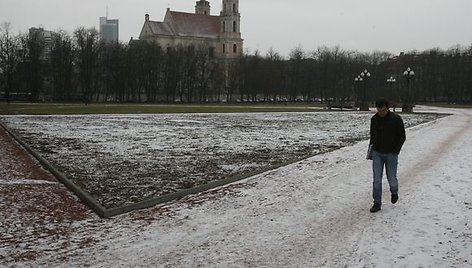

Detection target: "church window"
[209, 47, 215, 58]
[233, 21, 237, 32]
[233, 44, 237, 53]
[223, 44, 226, 54]
[222, 21, 226, 32]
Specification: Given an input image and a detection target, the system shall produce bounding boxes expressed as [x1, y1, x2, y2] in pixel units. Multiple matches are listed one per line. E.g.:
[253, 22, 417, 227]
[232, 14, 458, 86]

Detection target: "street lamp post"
[386, 76, 397, 112]
[403, 67, 415, 113]
[359, 69, 370, 111]
[354, 75, 362, 109]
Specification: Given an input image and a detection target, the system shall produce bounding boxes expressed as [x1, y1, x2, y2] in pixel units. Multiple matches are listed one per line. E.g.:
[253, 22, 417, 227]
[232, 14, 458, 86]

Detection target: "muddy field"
[1, 112, 443, 209]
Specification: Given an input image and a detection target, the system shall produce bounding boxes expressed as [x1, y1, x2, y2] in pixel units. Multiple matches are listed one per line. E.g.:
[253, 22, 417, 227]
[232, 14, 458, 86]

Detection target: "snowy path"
[61, 106, 471, 268]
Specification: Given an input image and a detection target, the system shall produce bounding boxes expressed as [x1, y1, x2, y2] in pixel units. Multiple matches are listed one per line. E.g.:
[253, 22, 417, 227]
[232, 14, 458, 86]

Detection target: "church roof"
[147, 21, 174, 36]
[166, 11, 220, 38]
[144, 10, 220, 39]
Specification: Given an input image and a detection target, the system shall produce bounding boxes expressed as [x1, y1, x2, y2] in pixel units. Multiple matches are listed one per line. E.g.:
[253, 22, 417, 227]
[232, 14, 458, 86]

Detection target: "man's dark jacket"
[370, 111, 406, 154]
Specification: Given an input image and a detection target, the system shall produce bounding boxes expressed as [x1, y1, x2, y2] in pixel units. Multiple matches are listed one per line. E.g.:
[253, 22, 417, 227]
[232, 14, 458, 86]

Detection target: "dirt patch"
[0, 125, 95, 264]
[1, 112, 444, 210]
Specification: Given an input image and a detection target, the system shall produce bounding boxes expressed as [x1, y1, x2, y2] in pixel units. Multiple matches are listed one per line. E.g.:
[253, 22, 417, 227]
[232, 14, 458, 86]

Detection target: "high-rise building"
[99, 14, 119, 43]
[28, 27, 55, 60]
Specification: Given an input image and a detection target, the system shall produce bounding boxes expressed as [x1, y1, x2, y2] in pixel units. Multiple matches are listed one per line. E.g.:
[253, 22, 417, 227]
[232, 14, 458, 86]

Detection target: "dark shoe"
[391, 194, 398, 204]
[370, 204, 381, 213]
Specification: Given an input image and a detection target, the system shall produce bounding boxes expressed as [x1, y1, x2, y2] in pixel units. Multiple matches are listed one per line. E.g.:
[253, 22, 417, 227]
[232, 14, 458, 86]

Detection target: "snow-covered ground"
[1, 105, 471, 267]
[0, 112, 440, 209]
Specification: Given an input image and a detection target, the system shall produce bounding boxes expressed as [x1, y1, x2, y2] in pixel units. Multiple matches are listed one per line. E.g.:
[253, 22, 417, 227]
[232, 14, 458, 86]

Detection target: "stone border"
[0, 121, 108, 217]
[0, 121, 313, 218]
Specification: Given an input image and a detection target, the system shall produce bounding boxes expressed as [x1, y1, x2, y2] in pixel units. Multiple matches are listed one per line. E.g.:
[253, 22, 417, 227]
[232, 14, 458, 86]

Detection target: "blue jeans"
[372, 150, 399, 205]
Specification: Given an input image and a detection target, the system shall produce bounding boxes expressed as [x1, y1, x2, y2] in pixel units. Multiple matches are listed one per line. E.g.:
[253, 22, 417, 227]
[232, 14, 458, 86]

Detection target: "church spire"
[220, 0, 239, 16]
[195, 0, 210, 15]
[220, 0, 242, 58]
[220, 0, 240, 36]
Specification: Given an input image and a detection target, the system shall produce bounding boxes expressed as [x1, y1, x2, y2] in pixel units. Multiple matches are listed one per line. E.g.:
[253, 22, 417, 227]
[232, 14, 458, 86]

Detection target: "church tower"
[220, 0, 242, 58]
[195, 0, 211, 15]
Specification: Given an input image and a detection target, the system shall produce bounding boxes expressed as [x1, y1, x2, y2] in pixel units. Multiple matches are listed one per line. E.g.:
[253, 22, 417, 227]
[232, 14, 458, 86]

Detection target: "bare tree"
[195, 46, 210, 103]
[0, 22, 20, 103]
[163, 46, 184, 103]
[50, 30, 74, 101]
[99, 42, 129, 102]
[181, 45, 198, 102]
[73, 27, 101, 104]
[24, 28, 46, 101]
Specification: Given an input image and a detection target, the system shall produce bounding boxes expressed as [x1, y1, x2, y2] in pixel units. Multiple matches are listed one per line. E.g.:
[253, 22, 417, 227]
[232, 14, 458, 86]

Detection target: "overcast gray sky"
[1, 0, 472, 57]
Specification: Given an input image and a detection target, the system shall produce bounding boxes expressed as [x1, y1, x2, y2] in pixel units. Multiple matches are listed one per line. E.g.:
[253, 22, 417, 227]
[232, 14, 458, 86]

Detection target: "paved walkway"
[0, 125, 90, 263]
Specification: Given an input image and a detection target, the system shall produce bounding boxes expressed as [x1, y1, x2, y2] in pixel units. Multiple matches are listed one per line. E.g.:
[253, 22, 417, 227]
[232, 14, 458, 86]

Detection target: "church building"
[139, 0, 243, 59]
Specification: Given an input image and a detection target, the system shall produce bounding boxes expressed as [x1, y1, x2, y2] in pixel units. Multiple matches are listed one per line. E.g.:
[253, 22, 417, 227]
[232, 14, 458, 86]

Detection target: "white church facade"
[139, 0, 243, 59]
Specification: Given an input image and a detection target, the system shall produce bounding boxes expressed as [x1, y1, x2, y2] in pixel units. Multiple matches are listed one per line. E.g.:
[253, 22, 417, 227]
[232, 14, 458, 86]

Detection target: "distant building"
[28, 27, 55, 60]
[139, 0, 243, 59]
[99, 15, 119, 43]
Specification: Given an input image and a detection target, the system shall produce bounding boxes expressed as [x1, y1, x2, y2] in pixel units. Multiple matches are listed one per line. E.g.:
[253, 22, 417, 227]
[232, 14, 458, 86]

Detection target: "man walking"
[369, 98, 406, 213]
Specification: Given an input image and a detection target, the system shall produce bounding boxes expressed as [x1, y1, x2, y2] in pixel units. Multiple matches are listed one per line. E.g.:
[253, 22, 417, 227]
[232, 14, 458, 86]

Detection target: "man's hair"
[375, 98, 390, 108]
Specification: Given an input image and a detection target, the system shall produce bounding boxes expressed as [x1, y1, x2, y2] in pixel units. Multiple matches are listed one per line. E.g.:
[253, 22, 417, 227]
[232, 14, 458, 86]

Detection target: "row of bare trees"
[237, 46, 472, 105]
[2, 22, 472, 104]
[0, 23, 224, 103]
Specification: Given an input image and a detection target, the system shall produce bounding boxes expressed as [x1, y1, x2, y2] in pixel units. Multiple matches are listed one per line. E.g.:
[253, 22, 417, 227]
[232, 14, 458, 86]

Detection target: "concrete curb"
[102, 161, 299, 217]
[0, 121, 108, 217]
